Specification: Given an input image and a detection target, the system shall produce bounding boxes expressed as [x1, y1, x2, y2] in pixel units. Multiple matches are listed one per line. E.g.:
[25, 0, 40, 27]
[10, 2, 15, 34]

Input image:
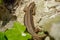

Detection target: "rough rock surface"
[15, 0, 60, 29]
[15, 0, 60, 40]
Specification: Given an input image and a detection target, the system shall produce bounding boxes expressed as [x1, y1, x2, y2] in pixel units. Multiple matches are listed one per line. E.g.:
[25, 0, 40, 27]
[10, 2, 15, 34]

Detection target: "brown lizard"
[23, 2, 42, 40]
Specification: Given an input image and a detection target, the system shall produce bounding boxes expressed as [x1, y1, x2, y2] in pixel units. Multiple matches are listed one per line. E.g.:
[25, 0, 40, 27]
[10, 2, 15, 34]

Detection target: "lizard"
[23, 2, 43, 40]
